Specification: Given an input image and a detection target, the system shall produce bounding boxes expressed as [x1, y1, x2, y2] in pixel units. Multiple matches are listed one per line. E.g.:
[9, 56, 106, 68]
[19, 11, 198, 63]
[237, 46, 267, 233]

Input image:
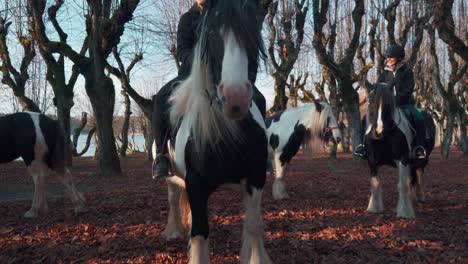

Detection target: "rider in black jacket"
[152, 0, 267, 179]
[354, 44, 427, 160]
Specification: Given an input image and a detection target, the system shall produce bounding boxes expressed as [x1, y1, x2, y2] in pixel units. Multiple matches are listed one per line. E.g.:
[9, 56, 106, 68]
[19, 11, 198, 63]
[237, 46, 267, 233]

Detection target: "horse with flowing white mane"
[364, 83, 435, 218]
[266, 101, 341, 200]
[155, 0, 271, 263]
[0, 112, 85, 218]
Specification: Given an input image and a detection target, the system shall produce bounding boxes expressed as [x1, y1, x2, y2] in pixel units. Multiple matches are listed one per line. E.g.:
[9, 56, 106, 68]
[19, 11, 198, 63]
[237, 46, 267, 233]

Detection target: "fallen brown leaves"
[0, 149, 467, 263]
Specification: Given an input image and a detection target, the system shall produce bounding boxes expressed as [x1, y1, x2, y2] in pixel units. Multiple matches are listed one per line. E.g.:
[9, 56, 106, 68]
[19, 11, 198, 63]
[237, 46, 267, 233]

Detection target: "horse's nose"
[231, 105, 241, 114]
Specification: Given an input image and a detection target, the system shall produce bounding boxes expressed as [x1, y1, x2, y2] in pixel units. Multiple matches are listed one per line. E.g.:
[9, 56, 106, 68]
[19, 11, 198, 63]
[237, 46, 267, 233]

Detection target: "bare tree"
[432, 0, 467, 62]
[428, 27, 467, 159]
[107, 48, 143, 157]
[0, 2, 39, 112]
[312, 0, 365, 152]
[28, 0, 140, 177]
[267, 0, 309, 112]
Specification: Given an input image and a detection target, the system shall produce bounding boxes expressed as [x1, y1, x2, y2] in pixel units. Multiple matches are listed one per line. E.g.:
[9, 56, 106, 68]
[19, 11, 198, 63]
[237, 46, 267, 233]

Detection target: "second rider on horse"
[354, 44, 427, 160]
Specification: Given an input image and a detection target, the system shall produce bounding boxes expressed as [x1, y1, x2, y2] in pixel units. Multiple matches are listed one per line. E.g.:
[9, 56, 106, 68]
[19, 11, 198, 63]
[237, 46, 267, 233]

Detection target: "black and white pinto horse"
[156, 1, 271, 263]
[0, 112, 85, 218]
[364, 84, 435, 218]
[266, 101, 341, 200]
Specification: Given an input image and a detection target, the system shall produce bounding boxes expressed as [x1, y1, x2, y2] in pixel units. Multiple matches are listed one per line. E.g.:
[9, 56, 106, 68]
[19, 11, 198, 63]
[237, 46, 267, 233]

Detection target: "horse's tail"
[52, 120, 68, 173]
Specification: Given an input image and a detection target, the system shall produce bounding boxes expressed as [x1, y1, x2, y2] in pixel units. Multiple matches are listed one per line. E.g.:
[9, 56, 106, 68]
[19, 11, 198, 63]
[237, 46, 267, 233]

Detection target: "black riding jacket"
[176, 3, 259, 82]
[378, 63, 415, 107]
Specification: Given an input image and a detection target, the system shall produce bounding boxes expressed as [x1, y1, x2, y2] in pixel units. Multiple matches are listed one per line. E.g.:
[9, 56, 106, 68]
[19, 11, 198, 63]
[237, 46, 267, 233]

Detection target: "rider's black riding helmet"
[384, 44, 405, 59]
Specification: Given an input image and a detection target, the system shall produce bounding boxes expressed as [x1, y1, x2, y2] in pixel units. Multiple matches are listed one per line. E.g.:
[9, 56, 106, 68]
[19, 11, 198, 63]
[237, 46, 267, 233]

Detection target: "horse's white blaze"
[188, 236, 210, 264]
[396, 162, 415, 218]
[241, 187, 272, 264]
[221, 30, 248, 83]
[367, 175, 383, 213]
[376, 100, 383, 135]
[365, 124, 373, 135]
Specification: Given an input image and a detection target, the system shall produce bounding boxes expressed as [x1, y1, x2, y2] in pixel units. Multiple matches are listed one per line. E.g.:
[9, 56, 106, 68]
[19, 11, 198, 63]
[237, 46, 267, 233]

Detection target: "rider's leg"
[412, 109, 427, 159]
[252, 85, 266, 119]
[402, 106, 426, 159]
[152, 78, 180, 179]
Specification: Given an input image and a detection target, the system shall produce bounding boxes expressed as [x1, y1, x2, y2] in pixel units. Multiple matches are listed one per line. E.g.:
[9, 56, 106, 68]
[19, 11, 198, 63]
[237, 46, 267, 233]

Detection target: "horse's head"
[367, 83, 396, 139]
[197, 0, 265, 120]
[313, 101, 342, 145]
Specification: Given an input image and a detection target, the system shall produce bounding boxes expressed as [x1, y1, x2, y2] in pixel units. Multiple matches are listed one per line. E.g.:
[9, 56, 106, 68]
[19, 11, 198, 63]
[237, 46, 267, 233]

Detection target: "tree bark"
[0, 16, 40, 113]
[441, 111, 456, 159]
[73, 112, 88, 155]
[76, 125, 96, 157]
[312, 0, 365, 151]
[119, 90, 131, 157]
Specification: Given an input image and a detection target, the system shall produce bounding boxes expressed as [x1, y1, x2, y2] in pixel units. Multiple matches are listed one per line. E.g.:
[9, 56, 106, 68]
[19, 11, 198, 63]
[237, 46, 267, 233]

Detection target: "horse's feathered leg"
[414, 168, 425, 203]
[25, 161, 47, 218]
[186, 175, 210, 264]
[396, 162, 416, 218]
[272, 152, 288, 200]
[59, 169, 86, 213]
[367, 175, 383, 213]
[164, 176, 190, 240]
[241, 186, 272, 264]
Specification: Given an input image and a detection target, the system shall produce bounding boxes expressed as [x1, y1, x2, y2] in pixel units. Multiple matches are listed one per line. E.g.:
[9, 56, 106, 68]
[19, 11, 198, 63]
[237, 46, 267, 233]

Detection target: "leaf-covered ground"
[1, 148, 467, 263]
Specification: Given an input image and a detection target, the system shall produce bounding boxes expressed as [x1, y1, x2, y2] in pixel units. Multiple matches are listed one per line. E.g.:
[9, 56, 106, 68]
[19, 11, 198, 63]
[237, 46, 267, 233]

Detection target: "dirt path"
[0, 149, 467, 263]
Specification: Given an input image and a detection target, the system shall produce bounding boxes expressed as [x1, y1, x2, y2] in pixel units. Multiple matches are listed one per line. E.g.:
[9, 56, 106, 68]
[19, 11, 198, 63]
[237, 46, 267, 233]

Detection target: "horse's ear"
[313, 100, 323, 113]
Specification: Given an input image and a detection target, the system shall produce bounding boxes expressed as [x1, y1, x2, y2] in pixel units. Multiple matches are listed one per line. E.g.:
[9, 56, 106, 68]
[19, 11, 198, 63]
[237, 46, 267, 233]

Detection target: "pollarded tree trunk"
[119, 90, 131, 157]
[441, 110, 456, 159]
[86, 76, 121, 177]
[271, 76, 288, 112]
[341, 82, 362, 152]
[458, 110, 468, 156]
[55, 93, 74, 165]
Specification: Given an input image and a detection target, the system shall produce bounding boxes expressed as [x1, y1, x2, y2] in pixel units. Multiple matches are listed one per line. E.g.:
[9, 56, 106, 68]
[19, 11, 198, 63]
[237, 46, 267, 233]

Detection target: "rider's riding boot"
[413, 145, 426, 160]
[353, 144, 367, 159]
[152, 154, 170, 179]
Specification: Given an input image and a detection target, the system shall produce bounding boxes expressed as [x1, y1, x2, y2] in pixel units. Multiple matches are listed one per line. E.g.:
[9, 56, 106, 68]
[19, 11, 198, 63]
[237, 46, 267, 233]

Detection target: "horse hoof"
[163, 229, 185, 241]
[367, 208, 383, 214]
[273, 192, 289, 200]
[24, 210, 38, 218]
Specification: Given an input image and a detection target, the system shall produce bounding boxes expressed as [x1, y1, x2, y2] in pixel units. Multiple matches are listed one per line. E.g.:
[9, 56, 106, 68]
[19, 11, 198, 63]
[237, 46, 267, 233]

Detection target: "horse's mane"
[169, 0, 264, 158]
[367, 83, 396, 137]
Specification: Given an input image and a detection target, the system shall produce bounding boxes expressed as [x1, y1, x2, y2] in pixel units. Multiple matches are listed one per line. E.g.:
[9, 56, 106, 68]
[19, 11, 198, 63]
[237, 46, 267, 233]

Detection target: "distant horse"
[154, 0, 271, 263]
[266, 101, 342, 200]
[0, 112, 85, 218]
[364, 83, 435, 218]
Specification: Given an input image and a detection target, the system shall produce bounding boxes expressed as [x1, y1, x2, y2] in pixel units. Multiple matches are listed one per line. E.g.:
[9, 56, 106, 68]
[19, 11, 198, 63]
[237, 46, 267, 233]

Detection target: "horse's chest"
[367, 129, 409, 164]
[181, 123, 267, 184]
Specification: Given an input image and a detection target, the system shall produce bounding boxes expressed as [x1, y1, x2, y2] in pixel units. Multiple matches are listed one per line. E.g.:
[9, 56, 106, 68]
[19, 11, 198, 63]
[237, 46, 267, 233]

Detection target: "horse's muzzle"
[218, 81, 252, 120]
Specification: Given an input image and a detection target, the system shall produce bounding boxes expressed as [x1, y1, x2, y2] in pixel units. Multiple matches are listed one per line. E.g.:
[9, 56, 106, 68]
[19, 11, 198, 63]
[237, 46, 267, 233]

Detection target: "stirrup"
[353, 144, 366, 158]
[413, 145, 426, 159]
